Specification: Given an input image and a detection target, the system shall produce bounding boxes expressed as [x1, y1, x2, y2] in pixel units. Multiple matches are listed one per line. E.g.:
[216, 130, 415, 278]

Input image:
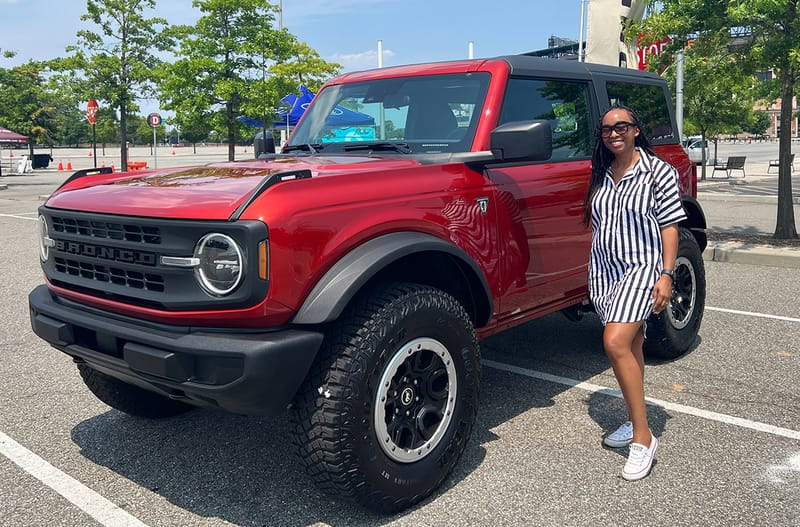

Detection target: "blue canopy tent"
[237, 85, 375, 129]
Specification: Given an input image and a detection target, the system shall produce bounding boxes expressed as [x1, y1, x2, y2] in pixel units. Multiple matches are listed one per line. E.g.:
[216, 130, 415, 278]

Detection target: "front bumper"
[29, 285, 324, 415]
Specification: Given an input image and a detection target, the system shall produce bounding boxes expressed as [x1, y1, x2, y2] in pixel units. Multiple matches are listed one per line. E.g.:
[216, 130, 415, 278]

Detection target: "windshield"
[287, 73, 490, 154]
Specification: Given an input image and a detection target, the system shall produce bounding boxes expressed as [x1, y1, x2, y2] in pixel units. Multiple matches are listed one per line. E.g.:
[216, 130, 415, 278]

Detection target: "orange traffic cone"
[66, 160, 73, 170]
[110, 163, 115, 172]
[9, 151, 13, 158]
[171, 149, 176, 155]
[101, 162, 106, 168]
[88, 151, 93, 157]
[57, 160, 64, 171]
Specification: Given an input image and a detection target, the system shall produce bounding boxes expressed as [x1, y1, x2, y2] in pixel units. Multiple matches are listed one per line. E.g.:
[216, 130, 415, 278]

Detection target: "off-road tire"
[77, 364, 194, 418]
[645, 227, 706, 359]
[289, 282, 480, 513]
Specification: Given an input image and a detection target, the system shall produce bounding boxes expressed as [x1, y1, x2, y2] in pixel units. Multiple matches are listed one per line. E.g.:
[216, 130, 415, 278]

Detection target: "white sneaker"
[622, 435, 658, 481]
[603, 421, 633, 448]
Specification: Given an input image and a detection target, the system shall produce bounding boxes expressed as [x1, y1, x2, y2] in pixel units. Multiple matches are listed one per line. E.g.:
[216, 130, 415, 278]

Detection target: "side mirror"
[490, 120, 552, 162]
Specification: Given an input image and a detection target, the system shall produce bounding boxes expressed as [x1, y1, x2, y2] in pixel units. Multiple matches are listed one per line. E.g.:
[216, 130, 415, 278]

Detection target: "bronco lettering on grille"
[54, 240, 157, 266]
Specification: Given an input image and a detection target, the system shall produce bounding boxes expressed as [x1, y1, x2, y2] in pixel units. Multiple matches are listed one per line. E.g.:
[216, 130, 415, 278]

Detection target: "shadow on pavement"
[70, 312, 683, 525]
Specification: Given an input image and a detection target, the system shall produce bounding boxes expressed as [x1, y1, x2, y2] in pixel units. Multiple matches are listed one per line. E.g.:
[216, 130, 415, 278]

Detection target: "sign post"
[86, 100, 99, 168]
[147, 113, 162, 169]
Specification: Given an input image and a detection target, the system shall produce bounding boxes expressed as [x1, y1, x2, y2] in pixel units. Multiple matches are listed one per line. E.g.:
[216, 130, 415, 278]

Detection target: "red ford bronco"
[29, 55, 706, 512]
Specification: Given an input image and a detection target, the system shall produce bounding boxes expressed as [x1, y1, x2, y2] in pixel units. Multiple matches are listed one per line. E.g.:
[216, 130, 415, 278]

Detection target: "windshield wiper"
[342, 141, 413, 154]
[281, 143, 323, 154]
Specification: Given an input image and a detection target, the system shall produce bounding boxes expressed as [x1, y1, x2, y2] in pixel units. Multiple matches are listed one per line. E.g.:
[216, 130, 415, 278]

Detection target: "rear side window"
[499, 78, 593, 160]
[606, 82, 674, 141]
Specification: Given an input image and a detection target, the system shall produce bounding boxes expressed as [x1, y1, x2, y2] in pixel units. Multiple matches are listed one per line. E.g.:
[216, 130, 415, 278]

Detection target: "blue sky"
[0, 0, 582, 115]
[1, 0, 582, 70]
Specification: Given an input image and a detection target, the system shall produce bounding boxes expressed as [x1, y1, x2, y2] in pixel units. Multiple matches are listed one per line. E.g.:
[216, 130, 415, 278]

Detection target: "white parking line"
[0, 213, 38, 220]
[0, 431, 150, 527]
[706, 306, 800, 323]
[482, 359, 800, 441]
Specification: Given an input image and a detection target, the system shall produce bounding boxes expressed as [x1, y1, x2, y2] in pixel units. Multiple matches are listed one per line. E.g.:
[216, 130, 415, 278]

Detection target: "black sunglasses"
[600, 121, 636, 136]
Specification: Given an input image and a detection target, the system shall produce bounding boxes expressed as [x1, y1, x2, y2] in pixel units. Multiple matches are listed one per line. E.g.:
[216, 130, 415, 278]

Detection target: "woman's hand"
[652, 275, 673, 314]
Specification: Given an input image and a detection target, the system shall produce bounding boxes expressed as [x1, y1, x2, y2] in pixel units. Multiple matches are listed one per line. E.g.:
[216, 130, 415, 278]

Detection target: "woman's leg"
[603, 321, 651, 446]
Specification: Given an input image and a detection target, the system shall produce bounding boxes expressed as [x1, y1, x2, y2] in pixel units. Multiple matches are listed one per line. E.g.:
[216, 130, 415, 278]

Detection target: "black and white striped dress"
[589, 148, 687, 325]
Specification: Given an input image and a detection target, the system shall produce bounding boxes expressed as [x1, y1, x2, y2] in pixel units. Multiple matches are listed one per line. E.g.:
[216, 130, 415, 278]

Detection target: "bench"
[768, 153, 795, 173]
[711, 156, 746, 179]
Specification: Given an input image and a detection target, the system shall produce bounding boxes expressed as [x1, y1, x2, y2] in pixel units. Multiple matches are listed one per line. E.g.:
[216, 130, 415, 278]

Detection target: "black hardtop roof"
[497, 54, 665, 83]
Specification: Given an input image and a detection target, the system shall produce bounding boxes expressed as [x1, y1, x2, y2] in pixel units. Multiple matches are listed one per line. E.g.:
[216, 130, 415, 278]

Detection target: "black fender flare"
[681, 195, 708, 251]
[291, 232, 493, 325]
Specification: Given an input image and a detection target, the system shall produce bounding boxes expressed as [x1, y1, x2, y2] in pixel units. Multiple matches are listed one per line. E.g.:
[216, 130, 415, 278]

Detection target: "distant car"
[683, 136, 709, 164]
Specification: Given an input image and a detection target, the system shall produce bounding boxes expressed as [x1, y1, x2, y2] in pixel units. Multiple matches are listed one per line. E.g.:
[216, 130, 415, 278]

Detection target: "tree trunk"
[773, 67, 798, 239]
[119, 102, 129, 172]
[227, 102, 236, 162]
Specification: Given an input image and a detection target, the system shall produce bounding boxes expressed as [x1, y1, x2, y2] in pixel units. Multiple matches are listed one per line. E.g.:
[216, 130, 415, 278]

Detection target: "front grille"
[40, 207, 269, 311]
[54, 257, 165, 292]
[52, 216, 162, 244]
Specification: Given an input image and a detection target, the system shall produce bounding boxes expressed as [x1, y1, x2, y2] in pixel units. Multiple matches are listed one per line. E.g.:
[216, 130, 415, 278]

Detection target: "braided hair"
[582, 104, 656, 226]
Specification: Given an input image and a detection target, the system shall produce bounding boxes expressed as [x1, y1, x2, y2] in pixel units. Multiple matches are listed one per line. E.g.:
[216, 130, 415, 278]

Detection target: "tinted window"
[499, 78, 593, 160]
[606, 82, 674, 141]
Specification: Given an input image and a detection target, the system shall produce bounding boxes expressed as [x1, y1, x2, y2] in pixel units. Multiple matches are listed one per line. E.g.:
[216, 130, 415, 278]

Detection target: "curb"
[704, 241, 800, 269]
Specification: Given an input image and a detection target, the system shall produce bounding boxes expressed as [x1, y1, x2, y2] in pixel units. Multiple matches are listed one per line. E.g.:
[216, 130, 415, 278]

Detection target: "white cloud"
[330, 48, 396, 72]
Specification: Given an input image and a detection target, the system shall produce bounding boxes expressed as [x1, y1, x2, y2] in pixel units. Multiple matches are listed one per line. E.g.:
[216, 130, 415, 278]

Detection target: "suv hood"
[45, 156, 422, 220]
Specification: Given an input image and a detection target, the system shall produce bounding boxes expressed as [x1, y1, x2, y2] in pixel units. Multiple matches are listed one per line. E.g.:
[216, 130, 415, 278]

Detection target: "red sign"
[637, 34, 672, 71]
[86, 99, 99, 124]
[147, 113, 163, 128]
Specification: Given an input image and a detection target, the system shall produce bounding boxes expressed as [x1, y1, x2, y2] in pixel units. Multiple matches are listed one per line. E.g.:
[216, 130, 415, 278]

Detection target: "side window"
[606, 82, 674, 141]
[499, 78, 593, 160]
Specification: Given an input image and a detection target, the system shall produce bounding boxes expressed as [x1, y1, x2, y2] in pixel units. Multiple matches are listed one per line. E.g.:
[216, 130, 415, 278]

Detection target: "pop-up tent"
[275, 85, 375, 127]
[0, 127, 28, 144]
[238, 85, 375, 129]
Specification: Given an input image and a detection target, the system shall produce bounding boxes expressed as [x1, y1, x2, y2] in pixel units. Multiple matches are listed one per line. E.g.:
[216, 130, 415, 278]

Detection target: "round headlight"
[194, 233, 243, 296]
[38, 215, 52, 262]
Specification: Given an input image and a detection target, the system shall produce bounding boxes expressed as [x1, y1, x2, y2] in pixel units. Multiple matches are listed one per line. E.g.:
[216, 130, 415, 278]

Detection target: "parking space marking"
[483, 360, 800, 441]
[0, 430, 150, 527]
[766, 452, 800, 485]
[0, 213, 38, 220]
[706, 306, 800, 323]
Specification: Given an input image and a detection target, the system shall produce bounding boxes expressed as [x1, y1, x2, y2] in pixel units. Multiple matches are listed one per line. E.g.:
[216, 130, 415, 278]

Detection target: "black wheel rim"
[668, 255, 696, 329]
[374, 337, 457, 463]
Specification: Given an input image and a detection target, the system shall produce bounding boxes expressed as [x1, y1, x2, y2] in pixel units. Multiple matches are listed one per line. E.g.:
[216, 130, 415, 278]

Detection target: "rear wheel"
[77, 364, 194, 418]
[289, 282, 480, 513]
[645, 227, 706, 359]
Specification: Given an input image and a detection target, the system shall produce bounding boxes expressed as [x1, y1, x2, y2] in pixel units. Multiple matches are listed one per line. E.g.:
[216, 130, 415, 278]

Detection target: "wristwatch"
[661, 268, 674, 278]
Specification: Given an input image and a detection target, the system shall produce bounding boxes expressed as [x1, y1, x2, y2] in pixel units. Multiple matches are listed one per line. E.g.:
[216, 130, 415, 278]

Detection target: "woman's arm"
[652, 223, 679, 314]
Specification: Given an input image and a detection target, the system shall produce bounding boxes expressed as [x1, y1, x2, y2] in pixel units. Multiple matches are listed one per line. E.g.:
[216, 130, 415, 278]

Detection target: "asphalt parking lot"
[1, 148, 798, 526]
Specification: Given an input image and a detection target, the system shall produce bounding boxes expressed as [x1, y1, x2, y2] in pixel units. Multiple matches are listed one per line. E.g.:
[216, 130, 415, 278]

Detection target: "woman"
[584, 104, 686, 480]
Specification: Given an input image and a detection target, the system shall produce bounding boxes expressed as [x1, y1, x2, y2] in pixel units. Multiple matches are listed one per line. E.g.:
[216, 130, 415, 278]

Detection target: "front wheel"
[289, 282, 480, 513]
[645, 227, 706, 359]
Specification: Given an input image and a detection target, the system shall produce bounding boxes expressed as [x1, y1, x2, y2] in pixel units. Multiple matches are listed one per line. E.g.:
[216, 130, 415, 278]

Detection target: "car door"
[486, 77, 594, 326]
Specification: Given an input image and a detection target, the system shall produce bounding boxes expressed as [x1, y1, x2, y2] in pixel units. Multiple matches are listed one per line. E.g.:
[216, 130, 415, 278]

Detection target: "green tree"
[162, 0, 285, 161]
[742, 109, 770, 137]
[673, 39, 754, 179]
[268, 41, 341, 94]
[66, 0, 171, 170]
[94, 107, 120, 153]
[170, 112, 215, 153]
[636, 0, 799, 239]
[0, 61, 59, 154]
